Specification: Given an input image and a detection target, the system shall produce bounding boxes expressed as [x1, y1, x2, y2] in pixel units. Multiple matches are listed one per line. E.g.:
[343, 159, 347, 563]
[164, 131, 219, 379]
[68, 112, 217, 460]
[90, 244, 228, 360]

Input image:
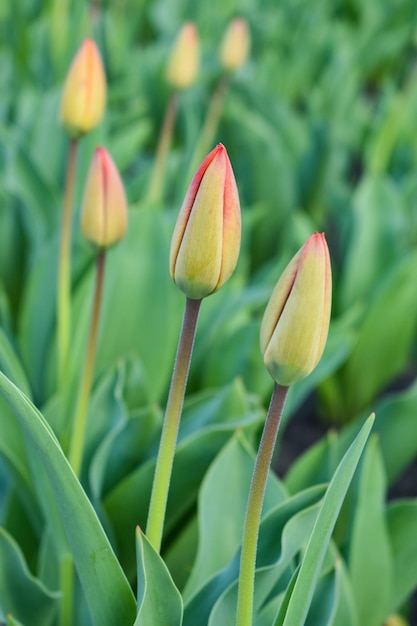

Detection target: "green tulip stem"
[236, 382, 289, 626]
[146, 296, 202, 552]
[185, 75, 229, 187]
[68, 250, 106, 477]
[148, 92, 179, 204]
[59, 551, 74, 626]
[57, 137, 78, 392]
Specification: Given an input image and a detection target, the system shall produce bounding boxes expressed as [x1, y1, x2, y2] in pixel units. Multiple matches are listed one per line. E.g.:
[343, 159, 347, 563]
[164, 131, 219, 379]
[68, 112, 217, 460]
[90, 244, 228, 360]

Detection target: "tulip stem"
[236, 383, 288, 626]
[68, 250, 106, 477]
[148, 92, 179, 204]
[59, 551, 74, 626]
[57, 137, 78, 393]
[185, 75, 229, 188]
[146, 296, 202, 552]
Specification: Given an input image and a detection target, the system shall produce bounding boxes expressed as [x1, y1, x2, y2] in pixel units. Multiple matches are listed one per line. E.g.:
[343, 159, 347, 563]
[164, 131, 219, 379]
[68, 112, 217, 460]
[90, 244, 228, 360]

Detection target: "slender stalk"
[185, 75, 229, 187]
[68, 251, 106, 477]
[146, 297, 202, 552]
[236, 383, 289, 626]
[57, 138, 78, 392]
[59, 552, 74, 626]
[147, 92, 179, 204]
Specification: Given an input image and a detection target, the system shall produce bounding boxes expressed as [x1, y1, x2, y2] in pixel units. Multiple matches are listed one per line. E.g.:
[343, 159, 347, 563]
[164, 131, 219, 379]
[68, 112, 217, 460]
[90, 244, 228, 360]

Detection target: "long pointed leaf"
[280, 414, 374, 626]
[0, 371, 136, 625]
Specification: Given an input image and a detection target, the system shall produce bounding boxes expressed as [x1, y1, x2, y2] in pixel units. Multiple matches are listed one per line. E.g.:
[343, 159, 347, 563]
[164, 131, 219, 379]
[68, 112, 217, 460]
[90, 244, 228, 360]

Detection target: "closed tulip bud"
[260, 233, 332, 386]
[60, 39, 106, 137]
[81, 147, 128, 248]
[166, 23, 199, 90]
[170, 144, 241, 299]
[220, 18, 250, 71]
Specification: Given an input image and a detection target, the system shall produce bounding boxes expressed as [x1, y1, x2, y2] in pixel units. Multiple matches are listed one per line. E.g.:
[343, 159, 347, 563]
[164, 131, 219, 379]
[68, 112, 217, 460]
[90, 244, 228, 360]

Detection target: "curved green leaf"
[0, 527, 58, 625]
[279, 414, 374, 626]
[348, 436, 392, 626]
[135, 528, 183, 626]
[0, 371, 136, 625]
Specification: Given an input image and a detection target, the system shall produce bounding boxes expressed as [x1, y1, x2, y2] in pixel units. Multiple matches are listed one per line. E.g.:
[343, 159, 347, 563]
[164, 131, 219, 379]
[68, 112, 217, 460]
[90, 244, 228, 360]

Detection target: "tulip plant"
[2, 4, 417, 626]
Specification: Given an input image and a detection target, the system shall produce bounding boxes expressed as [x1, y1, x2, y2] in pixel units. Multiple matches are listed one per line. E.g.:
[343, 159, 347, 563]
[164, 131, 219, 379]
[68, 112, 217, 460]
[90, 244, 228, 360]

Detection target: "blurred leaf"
[134, 527, 183, 626]
[341, 176, 407, 310]
[369, 380, 417, 483]
[0, 527, 58, 625]
[347, 436, 392, 626]
[0, 371, 136, 624]
[343, 251, 417, 414]
[278, 414, 374, 626]
[387, 500, 417, 612]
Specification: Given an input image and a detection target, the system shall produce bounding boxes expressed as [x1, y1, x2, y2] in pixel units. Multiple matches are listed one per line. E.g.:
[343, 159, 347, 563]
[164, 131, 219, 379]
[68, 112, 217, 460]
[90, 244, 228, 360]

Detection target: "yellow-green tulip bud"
[170, 144, 241, 299]
[60, 38, 106, 138]
[260, 233, 332, 386]
[220, 18, 251, 71]
[81, 147, 128, 248]
[166, 23, 199, 90]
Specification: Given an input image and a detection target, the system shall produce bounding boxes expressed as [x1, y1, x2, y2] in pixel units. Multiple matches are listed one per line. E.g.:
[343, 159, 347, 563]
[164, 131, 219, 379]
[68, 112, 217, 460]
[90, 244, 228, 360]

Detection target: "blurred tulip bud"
[60, 38, 106, 137]
[385, 616, 409, 626]
[220, 18, 250, 71]
[166, 23, 199, 90]
[81, 147, 128, 248]
[260, 233, 332, 386]
[170, 144, 241, 299]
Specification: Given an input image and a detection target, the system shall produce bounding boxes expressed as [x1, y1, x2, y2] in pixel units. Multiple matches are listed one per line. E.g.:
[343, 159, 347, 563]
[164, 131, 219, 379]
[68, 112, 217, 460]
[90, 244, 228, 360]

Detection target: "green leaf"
[387, 500, 417, 612]
[348, 436, 392, 626]
[183, 487, 326, 626]
[343, 251, 417, 414]
[103, 380, 264, 580]
[134, 527, 183, 626]
[0, 371, 136, 625]
[0, 327, 32, 399]
[279, 414, 374, 626]
[369, 380, 417, 483]
[0, 527, 58, 625]
[184, 433, 287, 601]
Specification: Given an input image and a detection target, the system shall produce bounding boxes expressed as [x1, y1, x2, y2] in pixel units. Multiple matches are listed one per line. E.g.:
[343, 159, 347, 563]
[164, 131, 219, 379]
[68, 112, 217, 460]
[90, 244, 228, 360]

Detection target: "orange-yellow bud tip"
[220, 18, 251, 71]
[166, 23, 199, 90]
[260, 233, 332, 386]
[170, 144, 241, 299]
[60, 38, 106, 138]
[81, 147, 128, 249]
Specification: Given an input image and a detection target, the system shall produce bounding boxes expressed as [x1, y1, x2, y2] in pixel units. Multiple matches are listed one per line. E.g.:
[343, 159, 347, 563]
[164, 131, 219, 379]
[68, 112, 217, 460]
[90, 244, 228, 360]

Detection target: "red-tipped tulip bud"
[220, 18, 251, 71]
[166, 23, 199, 90]
[170, 144, 241, 299]
[81, 147, 128, 248]
[60, 39, 106, 137]
[260, 233, 332, 386]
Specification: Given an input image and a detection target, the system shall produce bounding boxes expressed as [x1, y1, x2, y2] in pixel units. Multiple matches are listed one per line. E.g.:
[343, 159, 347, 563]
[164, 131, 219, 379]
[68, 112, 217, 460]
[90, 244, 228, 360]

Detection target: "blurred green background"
[2, 0, 417, 623]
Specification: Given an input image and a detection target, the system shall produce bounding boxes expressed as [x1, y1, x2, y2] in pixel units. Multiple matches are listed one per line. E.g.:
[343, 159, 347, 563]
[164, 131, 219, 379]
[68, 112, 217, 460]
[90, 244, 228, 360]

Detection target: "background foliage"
[1, 0, 417, 624]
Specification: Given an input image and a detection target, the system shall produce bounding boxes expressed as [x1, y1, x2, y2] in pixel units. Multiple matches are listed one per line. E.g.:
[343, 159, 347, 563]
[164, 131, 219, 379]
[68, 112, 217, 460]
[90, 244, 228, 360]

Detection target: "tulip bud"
[60, 38, 106, 137]
[170, 144, 241, 299]
[220, 18, 250, 71]
[260, 233, 332, 386]
[166, 23, 199, 90]
[81, 147, 128, 248]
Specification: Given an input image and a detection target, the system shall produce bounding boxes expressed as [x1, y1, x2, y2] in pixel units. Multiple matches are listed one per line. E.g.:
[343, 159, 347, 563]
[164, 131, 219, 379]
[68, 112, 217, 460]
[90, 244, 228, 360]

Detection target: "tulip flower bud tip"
[220, 18, 251, 71]
[81, 147, 128, 248]
[60, 38, 106, 137]
[260, 232, 332, 386]
[170, 144, 241, 299]
[166, 23, 199, 90]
